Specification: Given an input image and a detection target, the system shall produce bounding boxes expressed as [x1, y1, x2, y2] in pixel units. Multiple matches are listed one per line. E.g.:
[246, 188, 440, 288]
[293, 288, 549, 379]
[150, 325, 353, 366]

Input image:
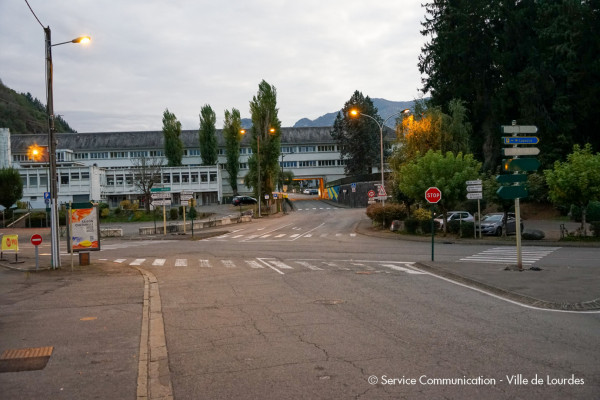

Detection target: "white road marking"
[114, 259, 126, 263]
[222, 259, 236, 268]
[275, 234, 286, 238]
[175, 259, 187, 267]
[153, 259, 166, 266]
[198, 259, 212, 268]
[129, 258, 146, 266]
[245, 260, 264, 269]
[381, 264, 427, 275]
[294, 261, 323, 271]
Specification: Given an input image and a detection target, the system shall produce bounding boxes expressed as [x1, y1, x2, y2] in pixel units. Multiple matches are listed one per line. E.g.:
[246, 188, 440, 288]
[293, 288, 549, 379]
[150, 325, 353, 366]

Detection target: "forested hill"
[0, 79, 76, 134]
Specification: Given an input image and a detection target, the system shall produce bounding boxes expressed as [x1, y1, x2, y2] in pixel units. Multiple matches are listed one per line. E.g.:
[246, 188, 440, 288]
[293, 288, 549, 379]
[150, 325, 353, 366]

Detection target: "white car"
[434, 211, 474, 228]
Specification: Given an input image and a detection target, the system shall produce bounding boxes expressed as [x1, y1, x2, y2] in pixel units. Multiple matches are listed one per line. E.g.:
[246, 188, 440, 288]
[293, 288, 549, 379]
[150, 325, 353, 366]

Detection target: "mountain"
[0, 79, 76, 134]
[293, 98, 417, 128]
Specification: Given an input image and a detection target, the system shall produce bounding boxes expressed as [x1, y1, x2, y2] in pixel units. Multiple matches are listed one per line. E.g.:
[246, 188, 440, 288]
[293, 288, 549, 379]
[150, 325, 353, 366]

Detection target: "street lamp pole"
[350, 109, 410, 206]
[44, 26, 90, 269]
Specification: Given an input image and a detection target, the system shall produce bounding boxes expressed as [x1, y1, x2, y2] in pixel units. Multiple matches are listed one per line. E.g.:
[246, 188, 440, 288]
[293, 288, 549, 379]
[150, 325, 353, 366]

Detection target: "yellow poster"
[1, 235, 19, 252]
[68, 205, 101, 252]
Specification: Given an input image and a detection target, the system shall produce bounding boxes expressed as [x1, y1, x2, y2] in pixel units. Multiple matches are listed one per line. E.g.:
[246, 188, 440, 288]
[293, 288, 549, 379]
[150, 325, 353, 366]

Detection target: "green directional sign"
[502, 158, 540, 172]
[496, 174, 528, 184]
[151, 187, 171, 192]
[497, 185, 528, 200]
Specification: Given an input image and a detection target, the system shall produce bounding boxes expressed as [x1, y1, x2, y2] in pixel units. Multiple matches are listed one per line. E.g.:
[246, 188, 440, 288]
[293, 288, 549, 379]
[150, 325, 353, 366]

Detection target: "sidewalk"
[356, 219, 600, 311]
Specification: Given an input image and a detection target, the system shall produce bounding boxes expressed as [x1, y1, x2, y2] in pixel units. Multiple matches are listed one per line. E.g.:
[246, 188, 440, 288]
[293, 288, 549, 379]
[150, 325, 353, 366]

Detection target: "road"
[96, 200, 600, 399]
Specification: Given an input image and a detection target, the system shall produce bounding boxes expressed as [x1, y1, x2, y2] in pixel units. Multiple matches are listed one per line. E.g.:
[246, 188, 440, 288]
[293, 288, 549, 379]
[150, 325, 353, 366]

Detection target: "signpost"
[31, 234, 42, 270]
[425, 187, 441, 261]
[151, 187, 171, 235]
[466, 180, 483, 238]
[497, 123, 540, 270]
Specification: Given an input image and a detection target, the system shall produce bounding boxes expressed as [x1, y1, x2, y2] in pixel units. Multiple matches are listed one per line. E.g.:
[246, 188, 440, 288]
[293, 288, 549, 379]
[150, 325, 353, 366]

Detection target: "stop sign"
[425, 187, 442, 203]
[31, 234, 43, 246]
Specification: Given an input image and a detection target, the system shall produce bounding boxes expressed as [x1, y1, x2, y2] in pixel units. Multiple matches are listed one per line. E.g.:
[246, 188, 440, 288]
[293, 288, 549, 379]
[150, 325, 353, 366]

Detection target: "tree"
[198, 104, 218, 165]
[246, 80, 282, 211]
[162, 108, 183, 167]
[0, 167, 23, 214]
[223, 108, 243, 195]
[331, 91, 382, 176]
[544, 144, 600, 235]
[398, 150, 482, 233]
[131, 156, 164, 212]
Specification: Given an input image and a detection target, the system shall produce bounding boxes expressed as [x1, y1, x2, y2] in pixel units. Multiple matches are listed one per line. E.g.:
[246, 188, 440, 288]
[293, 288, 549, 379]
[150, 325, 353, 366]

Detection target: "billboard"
[67, 203, 101, 252]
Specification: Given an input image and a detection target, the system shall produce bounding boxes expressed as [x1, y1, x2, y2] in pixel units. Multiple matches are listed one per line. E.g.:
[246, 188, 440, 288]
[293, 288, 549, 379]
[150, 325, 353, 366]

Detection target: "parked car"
[434, 211, 474, 228]
[303, 189, 319, 195]
[232, 196, 257, 206]
[480, 212, 523, 236]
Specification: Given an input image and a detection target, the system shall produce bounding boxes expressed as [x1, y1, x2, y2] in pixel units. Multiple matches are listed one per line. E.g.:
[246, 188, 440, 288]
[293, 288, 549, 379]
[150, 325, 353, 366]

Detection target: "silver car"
[480, 213, 523, 236]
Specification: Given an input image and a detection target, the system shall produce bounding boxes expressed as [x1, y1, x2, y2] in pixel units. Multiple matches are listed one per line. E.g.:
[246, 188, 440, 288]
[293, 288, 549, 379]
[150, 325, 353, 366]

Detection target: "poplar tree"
[223, 108, 243, 195]
[162, 108, 183, 167]
[199, 104, 218, 165]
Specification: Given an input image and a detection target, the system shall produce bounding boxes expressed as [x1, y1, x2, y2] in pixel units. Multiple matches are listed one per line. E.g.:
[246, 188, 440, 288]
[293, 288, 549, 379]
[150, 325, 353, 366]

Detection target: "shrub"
[120, 200, 132, 210]
[413, 207, 432, 221]
[420, 219, 434, 234]
[459, 222, 475, 238]
[188, 207, 197, 220]
[101, 208, 110, 218]
[590, 221, 600, 238]
[366, 203, 408, 228]
[569, 201, 600, 222]
[447, 219, 473, 235]
[114, 207, 122, 216]
[169, 208, 179, 220]
[404, 218, 420, 234]
[98, 202, 109, 211]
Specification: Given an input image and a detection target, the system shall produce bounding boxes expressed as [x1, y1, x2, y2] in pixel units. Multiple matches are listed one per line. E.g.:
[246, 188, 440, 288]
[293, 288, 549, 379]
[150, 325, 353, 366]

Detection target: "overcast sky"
[0, 0, 428, 133]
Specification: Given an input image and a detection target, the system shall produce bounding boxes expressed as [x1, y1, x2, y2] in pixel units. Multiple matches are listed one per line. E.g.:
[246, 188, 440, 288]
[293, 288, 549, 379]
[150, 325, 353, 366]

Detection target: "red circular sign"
[31, 234, 43, 246]
[425, 187, 442, 203]
[367, 190, 376, 198]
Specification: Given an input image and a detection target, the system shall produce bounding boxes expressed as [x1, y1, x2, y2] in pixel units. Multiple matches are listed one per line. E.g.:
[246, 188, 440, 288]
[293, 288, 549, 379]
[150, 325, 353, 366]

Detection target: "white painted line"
[114, 259, 126, 263]
[350, 233, 357, 237]
[381, 264, 427, 275]
[175, 259, 187, 267]
[198, 259, 212, 268]
[260, 234, 272, 238]
[290, 234, 300, 238]
[304, 234, 312, 238]
[222, 260, 236, 268]
[232, 235, 244, 238]
[295, 261, 323, 271]
[245, 260, 264, 269]
[256, 258, 287, 275]
[241, 223, 294, 242]
[153, 259, 166, 266]
[292, 222, 326, 241]
[130, 259, 146, 266]
[275, 234, 286, 238]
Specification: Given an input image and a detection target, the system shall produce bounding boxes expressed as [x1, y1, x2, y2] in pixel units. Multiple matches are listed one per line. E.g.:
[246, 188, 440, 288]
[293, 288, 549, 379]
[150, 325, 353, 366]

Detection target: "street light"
[45, 26, 91, 269]
[349, 108, 410, 206]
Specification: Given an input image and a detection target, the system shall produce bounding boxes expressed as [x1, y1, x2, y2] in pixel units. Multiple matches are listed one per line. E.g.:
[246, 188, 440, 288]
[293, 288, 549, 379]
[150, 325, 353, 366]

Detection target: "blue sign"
[44, 192, 51, 200]
[502, 137, 539, 145]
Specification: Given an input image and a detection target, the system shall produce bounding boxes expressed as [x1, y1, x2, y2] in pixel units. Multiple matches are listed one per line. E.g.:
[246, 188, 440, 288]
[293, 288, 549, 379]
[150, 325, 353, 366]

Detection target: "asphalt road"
[92, 200, 599, 399]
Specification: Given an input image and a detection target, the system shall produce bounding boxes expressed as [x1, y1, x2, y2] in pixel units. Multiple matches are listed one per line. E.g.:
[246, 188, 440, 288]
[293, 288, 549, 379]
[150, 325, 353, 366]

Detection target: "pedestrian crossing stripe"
[461, 247, 560, 264]
[111, 257, 420, 275]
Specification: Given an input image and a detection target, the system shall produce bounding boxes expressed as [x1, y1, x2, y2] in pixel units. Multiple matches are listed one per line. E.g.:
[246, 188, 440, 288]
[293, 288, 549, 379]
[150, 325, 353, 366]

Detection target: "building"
[4, 126, 395, 209]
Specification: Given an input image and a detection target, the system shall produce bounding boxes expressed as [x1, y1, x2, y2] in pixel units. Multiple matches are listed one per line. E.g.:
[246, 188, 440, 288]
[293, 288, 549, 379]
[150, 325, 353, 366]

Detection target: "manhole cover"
[313, 299, 345, 305]
[0, 346, 53, 373]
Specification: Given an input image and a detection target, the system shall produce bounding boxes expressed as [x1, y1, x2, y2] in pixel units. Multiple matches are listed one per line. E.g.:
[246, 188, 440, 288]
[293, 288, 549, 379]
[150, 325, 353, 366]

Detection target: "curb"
[415, 261, 600, 312]
[132, 266, 174, 400]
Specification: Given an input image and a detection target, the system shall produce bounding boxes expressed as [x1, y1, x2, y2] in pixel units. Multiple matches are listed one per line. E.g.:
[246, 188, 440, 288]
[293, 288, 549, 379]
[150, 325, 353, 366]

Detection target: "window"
[150, 150, 164, 157]
[299, 161, 316, 167]
[71, 172, 80, 181]
[60, 174, 69, 185]
[74, 152, 89, 160]
[187, 149, 200, 156]
[239, 163, 248, 169]
[125, 175, 133, 185]
[130, 151, 148, 158]
[318, 160, 336, 167]
[337, 159, 348, 166]
[173, 174, 180, 184]
[81, 172, 89, 180]
[90, 152, 109, 159]
[182, 173, 189, 183]
[210, 172, 217, 182]
[218, 149, 225, 155]
[200, 173, 208, 183]
[111, 151, 128, 158]
[40, 174, 48, 186]
[191, 173, 198, 183]
[298, 146, 316, 153]
[279, 161, 297, 168]
[163, 174, 170, 184]
[317, 145, 335, 152]
[29, 175, 38, 187]
[281, 146, 295, 153]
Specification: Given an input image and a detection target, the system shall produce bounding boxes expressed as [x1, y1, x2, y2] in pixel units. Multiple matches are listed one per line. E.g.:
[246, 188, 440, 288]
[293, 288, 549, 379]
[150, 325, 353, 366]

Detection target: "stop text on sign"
[425, 187, 442, 204]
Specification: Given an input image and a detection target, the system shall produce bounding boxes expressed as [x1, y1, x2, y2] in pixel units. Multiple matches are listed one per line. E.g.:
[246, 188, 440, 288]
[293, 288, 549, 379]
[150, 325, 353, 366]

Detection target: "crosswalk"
[101, 257, 425, 276]
[295, 207, 341, 211]
[208, 229, 357, 242]
[460, 246, 560, 265]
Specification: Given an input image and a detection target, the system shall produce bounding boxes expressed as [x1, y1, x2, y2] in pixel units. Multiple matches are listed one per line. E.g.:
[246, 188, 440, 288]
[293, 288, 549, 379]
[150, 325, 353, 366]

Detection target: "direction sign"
[181, 200, 189, 206]
[502, 137, 539, 145]
[151, 193, 171, 199]
[467, 192, 483, 200]
[466, 185, 482, 192]
[425, 187, 442, 204]
[181, 191, 193, 195]
[152, 199, 172, 206]
[465, 180, 482, 186]
[502, 147, 540, 156]
[180, 195, 193, 200]
[150, 187, 171, 192]
[497, 185, 528, 200]
[496, 174, 528, 184]
[367, 190, 376, 198]
[31, 234, 43, 246]
[502, 158, 541, 172]
[501, 125, 538, 134]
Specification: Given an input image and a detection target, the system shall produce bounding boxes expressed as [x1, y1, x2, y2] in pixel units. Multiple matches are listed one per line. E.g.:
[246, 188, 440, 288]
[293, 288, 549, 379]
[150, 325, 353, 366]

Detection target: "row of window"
[105, 171, 218, 186]
[219, 159, 347, 169]
[21, 170, 91, 187]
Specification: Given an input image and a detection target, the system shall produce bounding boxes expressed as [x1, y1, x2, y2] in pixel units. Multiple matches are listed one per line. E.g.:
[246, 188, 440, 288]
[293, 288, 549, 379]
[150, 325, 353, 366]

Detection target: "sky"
[0, 0, 428, 133]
